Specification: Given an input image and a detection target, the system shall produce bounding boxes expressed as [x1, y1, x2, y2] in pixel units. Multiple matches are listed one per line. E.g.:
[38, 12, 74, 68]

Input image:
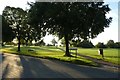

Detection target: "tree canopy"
[106, 40, 115, 48]
[2, 15, 15, 44]
[28, 2, 112, 56]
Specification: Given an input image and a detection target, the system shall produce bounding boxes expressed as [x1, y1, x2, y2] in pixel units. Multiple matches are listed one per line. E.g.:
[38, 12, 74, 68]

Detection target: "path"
[0, 53, 119, 79]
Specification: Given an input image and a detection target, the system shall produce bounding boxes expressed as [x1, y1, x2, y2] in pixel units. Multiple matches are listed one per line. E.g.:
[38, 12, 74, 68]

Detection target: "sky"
[0, 0, 119, 45]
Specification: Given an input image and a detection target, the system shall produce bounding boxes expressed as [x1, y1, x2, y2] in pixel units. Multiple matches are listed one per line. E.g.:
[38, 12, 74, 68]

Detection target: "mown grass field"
[0, 46, 119, 66]
[56, 46, 120, 65]
[70, 47, 119, 65]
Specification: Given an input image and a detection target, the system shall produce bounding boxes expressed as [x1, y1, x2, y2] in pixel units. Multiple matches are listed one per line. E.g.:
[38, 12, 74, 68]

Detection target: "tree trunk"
[25, 39, 28, 46]
[64, 34, 71, 56]
[17, 26, 20, 52]
[2, 42, 4, 46]
[17, 36, 20, 52]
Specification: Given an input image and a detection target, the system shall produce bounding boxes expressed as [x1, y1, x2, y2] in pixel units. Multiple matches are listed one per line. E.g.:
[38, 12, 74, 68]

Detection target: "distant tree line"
[63, 39, 120, 48]
[95, 40, 120, 48]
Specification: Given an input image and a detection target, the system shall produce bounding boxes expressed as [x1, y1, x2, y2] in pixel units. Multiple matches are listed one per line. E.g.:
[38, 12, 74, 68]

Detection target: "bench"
[69, 47, 78, 57]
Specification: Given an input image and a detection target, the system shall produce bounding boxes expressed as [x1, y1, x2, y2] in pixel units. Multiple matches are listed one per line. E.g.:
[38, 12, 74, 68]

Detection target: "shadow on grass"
[7, 46, 61, 53]
[26, 55, 100, 67]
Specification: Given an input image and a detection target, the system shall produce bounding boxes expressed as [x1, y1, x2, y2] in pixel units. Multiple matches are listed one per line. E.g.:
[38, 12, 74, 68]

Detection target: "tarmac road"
[0, 53, 119, 79]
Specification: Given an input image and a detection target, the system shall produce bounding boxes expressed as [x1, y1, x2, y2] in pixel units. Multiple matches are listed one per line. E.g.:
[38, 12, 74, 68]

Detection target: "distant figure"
[98, 48, 104, 59]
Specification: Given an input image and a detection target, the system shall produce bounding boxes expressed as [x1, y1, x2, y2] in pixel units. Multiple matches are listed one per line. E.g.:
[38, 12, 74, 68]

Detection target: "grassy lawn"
[76, 48, 119, 65]
[58, 47, 119, 65]
[0, 46, 99, 67]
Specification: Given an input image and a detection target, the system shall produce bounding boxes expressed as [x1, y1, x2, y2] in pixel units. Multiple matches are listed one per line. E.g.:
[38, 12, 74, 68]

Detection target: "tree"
[95, 42, 106, 48]
[51, 38, 57, 46]
[2, 15, 15, 45]
[2, 6, 44, 51]
[29, 2, 112, 56]
[79, 40, 94, 48]
[106, 40, 115, 48]
[115, 42, 120, 48]
[2, 6, 27, 51]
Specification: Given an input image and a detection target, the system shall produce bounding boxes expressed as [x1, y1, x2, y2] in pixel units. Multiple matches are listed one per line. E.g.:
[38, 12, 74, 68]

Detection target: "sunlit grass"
[58, 47, 119, 65]
[77, 48, 119, 65]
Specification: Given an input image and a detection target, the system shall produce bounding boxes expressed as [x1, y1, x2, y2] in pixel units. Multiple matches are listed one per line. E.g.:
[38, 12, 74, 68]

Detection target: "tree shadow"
[0, 53, 3, 64]
[19, 55, 119, 78]
[0, 53, 7, 67]
[19, 56, 73, 78]
[1, 54, 119, 79]
[2, 64, 9, 78]
[52, 60, 119, 78]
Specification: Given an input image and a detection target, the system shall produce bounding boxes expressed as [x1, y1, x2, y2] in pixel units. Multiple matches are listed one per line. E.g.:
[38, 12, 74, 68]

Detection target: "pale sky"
[0, 0, 119, 45]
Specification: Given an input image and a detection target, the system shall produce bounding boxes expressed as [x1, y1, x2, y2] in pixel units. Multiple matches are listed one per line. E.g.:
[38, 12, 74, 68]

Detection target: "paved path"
[0, 53, 119, 78]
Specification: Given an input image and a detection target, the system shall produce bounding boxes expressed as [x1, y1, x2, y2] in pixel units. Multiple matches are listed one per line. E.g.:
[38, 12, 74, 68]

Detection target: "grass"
[0, 46, 99, 67]
[76, 48, 119, 65]
[57, 47, 120, 65]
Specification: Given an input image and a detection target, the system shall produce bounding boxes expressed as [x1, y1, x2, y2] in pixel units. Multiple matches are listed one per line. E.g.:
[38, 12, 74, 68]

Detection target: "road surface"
[0, 53, 119, 79]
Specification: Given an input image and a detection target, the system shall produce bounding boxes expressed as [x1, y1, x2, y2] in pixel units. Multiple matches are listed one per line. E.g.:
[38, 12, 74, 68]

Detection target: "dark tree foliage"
[106, 40, 115, 48]
[115, 42, 120, 48]
[70, 39, 81, 47]
[29, 2, 112, 56]
[95, 42, 106, 48]
[79, 40, 94, 48]
[2, 15, 15, 45]
[22, 12, 45, 46]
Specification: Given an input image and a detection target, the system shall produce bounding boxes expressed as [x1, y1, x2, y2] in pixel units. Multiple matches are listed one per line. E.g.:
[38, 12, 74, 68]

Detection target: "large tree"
[2, 6, 27, 51]
[29, 2, 112, 56]
[3, 6, 45, 51]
